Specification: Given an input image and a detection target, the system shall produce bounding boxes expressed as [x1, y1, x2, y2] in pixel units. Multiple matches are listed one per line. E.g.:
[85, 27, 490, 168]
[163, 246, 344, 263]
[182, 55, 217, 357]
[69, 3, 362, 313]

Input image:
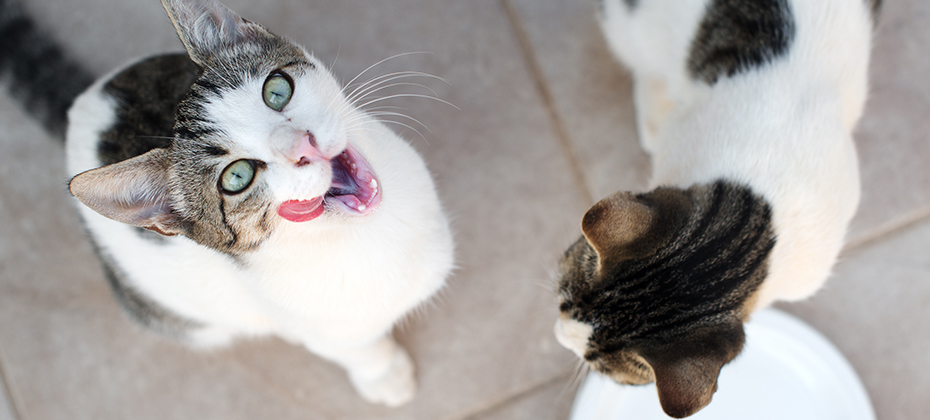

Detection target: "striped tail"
[0, 0, 93, 140]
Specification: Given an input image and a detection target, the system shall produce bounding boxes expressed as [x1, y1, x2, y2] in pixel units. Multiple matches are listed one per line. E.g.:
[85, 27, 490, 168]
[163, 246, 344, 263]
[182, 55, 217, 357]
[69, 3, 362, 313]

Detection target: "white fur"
[599, 0, 872, 308]
[554, 316, 594, 359]
[66, 55, 454, 406]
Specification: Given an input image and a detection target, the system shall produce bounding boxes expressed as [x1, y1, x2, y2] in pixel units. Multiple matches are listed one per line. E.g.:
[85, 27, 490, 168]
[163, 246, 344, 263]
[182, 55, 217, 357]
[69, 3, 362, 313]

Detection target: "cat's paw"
[350, 348, 417, 407]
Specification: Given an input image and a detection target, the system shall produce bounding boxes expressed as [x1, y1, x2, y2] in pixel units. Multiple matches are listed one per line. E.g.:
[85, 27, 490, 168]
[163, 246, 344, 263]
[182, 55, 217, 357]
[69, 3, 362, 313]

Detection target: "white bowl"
[569, 308, 875, 420]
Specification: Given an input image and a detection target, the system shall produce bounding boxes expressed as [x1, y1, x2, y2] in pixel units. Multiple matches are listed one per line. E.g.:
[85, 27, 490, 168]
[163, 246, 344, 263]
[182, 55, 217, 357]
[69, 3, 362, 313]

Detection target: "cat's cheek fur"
[553, 316, 593, 359]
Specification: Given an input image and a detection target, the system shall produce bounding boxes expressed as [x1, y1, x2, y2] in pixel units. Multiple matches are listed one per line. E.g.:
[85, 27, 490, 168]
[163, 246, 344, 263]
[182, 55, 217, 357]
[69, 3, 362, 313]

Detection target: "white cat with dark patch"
[62, 0, 453, 406]
[555, 0, 876, 417]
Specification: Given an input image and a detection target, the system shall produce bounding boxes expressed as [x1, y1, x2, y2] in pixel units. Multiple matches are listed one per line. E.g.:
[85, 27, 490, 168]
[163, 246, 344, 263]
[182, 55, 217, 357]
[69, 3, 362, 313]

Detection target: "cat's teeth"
[369, 179, 378, 188]
[357, 204, 366, 211]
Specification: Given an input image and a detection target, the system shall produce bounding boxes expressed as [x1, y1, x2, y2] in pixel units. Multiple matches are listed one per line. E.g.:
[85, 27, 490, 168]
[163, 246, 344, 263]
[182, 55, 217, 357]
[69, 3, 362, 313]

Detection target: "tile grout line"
[500, 0, 596, 208]
[0, 341, 24, 420]
[842, 205, 930, 256]
[448, 369, 574, 420]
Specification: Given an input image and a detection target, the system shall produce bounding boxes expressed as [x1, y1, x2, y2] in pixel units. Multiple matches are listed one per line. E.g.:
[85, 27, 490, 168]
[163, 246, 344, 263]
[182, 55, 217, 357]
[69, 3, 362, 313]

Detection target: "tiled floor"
[0, 0, 926, 419]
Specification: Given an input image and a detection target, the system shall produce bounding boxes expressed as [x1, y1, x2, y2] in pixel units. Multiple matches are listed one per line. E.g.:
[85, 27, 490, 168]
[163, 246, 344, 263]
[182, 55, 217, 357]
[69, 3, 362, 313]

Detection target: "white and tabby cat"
[4, 0, 454, 406]
[555, 0, 877, 417]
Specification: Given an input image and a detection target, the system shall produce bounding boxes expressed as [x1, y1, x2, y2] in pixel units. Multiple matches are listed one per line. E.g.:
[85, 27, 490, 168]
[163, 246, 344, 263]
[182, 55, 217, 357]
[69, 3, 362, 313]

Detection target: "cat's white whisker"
[206, 60, 237, 89]
[340, 51, 433, 97]
[558, 359, 589, 401]
[330, 43, 342, 73]
[345, 71, 423, 102]
[357, 93, 459, 111]
[364, 111, 431, 132]
[350, 81, 441, 108]
[346, 71, 448, 105]
[371, 119, 427, 142]
[363, 105, 408, 112]
[345, 117, 428, 143]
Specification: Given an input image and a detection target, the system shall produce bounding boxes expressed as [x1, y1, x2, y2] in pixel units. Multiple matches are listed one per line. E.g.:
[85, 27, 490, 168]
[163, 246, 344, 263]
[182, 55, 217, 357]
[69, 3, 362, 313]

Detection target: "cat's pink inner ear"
[69, 148, 182, 236]
[581, 191, 655, 269]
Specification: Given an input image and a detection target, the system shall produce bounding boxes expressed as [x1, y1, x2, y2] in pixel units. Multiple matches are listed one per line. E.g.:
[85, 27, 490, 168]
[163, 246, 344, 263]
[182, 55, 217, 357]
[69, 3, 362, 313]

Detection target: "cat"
[554, 0, 878, 417]
[1, 0, 454, 407]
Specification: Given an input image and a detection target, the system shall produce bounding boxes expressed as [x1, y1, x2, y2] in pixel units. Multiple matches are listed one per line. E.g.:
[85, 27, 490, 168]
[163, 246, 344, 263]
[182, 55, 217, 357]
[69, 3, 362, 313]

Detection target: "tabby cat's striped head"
[69, 0, 382, 256]
[555, 181, 775, 418]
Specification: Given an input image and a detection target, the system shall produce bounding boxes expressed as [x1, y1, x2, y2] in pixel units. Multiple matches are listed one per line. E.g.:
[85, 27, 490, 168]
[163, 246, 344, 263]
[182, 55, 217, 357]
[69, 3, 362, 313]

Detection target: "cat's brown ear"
[69, 148, 183, 237]
[581, 191, 657, 270]
[581, 188, 692, 272]
[639, 322, 745, 418]
[160, 0, 266, 66]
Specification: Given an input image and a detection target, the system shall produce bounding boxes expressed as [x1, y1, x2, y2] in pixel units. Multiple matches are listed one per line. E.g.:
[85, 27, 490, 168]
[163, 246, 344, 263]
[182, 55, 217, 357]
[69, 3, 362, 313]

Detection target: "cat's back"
[601, 0, 875, 103]
[66, 53, 198, 175]
[643, 0, 875, 307]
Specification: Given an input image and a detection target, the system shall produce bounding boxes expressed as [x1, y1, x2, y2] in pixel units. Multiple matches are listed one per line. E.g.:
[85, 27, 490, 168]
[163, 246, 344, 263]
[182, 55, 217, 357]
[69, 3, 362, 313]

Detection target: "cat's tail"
[0, 0, 94, 140]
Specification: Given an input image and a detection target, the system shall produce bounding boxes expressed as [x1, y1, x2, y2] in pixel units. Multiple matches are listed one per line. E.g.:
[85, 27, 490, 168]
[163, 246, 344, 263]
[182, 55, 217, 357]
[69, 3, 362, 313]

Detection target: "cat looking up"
[2, 0, 454, 406]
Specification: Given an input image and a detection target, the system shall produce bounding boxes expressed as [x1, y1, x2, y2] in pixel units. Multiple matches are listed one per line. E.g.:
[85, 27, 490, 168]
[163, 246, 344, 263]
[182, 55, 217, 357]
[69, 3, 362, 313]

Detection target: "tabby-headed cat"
[555, 0, 877, 417]
[6, 0, 454, 406]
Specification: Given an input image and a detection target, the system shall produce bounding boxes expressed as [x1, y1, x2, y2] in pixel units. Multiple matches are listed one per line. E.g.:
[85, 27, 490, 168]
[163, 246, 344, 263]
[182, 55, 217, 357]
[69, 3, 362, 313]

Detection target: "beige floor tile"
[507, 0, 930, 244]
[505, 0, 650, 203]
[1, 0, 586, 419]
[0, 377, 15, 420]
[463, 376, 576, 420]
[849, 0, 930, 241]
[778, 219, 930, 420]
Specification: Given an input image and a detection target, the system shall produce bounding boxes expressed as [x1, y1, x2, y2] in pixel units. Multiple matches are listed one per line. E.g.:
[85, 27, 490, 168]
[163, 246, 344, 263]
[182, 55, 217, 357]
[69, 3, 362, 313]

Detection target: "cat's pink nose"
[292, 132, 325, 167]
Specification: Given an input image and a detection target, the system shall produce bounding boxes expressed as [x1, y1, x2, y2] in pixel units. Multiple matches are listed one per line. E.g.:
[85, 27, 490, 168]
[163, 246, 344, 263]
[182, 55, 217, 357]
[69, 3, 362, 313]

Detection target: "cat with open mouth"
[61, 0, 454, 406]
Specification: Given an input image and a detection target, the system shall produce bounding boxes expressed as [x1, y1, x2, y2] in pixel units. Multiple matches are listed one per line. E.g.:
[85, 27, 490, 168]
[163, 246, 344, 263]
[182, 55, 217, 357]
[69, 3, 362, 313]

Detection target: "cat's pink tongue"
[278, 197, 324, 222]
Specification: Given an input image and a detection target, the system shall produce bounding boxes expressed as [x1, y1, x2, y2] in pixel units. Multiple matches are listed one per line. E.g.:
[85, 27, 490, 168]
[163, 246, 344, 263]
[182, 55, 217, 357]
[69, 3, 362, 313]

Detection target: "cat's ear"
[581, 189, 691, 272]
[160, 0, 264, 66]
[581, 191, 657, 270]
[639, 322, 745, 418]
[69, 148, 183, 237]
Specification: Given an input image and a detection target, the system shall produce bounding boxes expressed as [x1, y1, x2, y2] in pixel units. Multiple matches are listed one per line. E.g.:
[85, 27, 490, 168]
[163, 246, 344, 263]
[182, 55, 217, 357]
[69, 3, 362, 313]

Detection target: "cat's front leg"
[313, 334, 417, 407]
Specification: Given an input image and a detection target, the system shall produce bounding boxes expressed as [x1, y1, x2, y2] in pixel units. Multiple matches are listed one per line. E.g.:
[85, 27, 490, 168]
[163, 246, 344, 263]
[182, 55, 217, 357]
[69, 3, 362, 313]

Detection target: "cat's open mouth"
[326, 144, 381, 215]
[277, 144, 381, 223]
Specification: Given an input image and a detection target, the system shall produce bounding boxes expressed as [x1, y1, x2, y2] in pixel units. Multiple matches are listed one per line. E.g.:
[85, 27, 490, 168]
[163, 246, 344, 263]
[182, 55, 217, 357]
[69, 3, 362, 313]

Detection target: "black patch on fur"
[97, 54, 200, 165]
[0, 0, 93, 138]
[687, 0, 796, 85]
[560, 181, 776, 349]
[623, 0, 639, 10]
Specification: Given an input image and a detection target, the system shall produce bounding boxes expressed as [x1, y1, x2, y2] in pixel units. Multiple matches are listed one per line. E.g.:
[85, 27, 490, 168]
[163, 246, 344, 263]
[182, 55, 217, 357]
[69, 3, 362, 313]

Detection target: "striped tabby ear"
[581, 188, 693, 274]
[68, 148, 183, 237]
[639, 321, 745, 418]
[159, 0, 264, 66]
[581, 191, 655, 271]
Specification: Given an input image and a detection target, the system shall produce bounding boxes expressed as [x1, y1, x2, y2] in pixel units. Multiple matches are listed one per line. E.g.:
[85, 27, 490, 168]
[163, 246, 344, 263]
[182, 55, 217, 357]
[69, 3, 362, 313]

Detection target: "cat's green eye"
[262, 73, 293, 111]
[220, 160, 256, 194]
